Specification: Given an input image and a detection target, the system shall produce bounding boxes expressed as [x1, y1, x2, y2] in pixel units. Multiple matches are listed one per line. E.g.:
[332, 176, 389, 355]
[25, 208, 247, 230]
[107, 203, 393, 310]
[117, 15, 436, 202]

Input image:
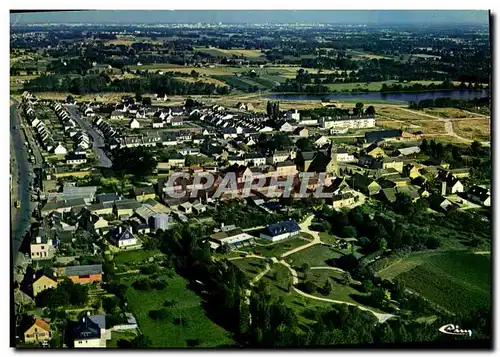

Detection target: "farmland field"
[377, 119, 446, 134]
[377, 251, 491, 314]
[123, 273, 234, 347]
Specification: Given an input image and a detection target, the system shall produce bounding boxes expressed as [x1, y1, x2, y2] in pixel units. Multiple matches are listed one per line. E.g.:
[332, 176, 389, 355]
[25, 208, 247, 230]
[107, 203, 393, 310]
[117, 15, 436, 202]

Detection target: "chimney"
[441, 181, 447, 196]
[36, 236, 42, 244]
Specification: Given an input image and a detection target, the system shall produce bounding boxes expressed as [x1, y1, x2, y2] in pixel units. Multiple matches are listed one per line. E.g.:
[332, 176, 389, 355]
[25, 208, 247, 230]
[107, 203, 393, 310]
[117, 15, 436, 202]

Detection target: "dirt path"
[250, 263, 271, 286]
[281, 215, 322, 258]
[396, 107, 473, 143]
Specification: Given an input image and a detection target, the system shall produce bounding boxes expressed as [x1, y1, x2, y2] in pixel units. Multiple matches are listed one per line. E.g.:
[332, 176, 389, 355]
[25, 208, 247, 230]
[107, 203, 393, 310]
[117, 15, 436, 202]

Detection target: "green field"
[287, 244, 344, 269]
[304, 269, 384, 313]
[230, 257, 267, 279]
[123, 273, 234, 348]
[378, 251, 491, 314]
[257, 236, 311, 257]
[114, 249, 161, 265]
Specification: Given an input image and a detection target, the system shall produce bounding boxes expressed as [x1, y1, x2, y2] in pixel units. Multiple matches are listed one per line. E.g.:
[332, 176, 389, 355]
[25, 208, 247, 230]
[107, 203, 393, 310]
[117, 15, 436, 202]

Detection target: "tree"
[322, 279, 333, 296]
[266, 101, 273, 118]
[354, 102, 364, 116]
[238, 299, 251, 334]
[102, 296, 120, 314]
[365, 105, 376, 117]
[142, 97, 152, 106]
[362, 279, 374, 293]
[130, 334, 152, 348]
[66, 95, 74, 103]
[420, 139, 429, 153]
[341, 271, 352, 285]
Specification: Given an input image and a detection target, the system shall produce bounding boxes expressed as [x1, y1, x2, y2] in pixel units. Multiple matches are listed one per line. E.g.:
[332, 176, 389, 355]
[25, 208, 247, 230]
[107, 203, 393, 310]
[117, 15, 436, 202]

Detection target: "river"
[266, 90, 489, 103]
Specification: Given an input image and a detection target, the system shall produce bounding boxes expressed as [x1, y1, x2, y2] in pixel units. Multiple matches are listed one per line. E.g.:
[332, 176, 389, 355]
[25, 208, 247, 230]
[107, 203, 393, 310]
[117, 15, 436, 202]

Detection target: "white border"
[2, 4, 498, 357]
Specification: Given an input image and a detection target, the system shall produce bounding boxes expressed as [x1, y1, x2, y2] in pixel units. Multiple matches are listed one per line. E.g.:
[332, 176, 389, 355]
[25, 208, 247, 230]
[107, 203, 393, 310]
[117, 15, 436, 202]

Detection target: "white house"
[279, 122, 296, 132]
[260, 220, 301, 242]
[109, 226, 137, 248]
[129, 118, 140, 129]
[320, 116, 376, 130]
[335, 148, 355, 162]
[54, 143, 67, 155]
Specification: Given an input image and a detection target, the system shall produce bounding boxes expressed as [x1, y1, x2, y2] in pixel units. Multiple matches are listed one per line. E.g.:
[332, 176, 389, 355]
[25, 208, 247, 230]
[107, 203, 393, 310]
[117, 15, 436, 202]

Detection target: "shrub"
[149, 308, 170, 320]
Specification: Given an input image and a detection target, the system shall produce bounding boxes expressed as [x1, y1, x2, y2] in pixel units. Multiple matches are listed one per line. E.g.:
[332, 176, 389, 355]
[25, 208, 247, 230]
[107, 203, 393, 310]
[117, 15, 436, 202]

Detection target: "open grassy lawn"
[453, 119, 491, 141]
[376, 251, 491, 314]
[231, 257, 267, 279]
[123, 273, 234, 348]
[257, 236, 311, 257]
[304, 269, 384, 313]
[114, 249, 162, 265]
[287, 244, 343, 269]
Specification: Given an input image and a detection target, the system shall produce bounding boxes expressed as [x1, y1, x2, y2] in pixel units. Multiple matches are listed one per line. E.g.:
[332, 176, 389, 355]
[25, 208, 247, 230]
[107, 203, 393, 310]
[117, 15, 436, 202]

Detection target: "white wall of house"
[74, 338, 105, 348]
[118, 237, 137, 248]
[260, 230, 299, 242]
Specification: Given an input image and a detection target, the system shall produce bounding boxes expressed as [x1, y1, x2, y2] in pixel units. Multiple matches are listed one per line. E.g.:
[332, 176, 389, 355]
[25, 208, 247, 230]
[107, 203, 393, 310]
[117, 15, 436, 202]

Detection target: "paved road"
[65, 105, 112, 168]
[10, 99, 34, 260]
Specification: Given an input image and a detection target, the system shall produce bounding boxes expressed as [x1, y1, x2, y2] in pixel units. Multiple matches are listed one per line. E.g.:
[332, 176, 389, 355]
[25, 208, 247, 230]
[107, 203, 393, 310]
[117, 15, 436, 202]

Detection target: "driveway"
[281, 215, 322, 258]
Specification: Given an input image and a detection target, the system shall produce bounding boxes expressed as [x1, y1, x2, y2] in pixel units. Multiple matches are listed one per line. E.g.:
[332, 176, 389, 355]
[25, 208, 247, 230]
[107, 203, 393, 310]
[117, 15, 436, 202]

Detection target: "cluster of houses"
[22, 102, 56, 153]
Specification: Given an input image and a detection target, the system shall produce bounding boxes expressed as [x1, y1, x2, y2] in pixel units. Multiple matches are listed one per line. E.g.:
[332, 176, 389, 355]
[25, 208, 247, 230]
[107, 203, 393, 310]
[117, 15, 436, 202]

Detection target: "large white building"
[260, 220, 301, 242]
[320, 116, 376, 130]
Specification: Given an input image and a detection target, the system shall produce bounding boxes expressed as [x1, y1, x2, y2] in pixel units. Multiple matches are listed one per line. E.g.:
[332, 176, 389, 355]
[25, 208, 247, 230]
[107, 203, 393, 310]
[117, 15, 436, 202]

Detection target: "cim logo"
[439, 324, 473, 337]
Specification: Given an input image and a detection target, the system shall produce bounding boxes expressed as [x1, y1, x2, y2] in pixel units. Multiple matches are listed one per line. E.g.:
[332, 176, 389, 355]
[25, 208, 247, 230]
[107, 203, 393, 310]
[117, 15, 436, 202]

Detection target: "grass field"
[123, 273, 234, 347]
[422, 108, 479, 119]
[231, 257, 266, 279]
[376, 251, 491, 314]
[377, 107, 432, 121]
[452, 119, 491, 141]
[174, 76, 228, 87]
[287, 244, 343, 269]
[377, 119, 446, 134]
[114, 249, 161, 265]
[257, 236, 312, 257]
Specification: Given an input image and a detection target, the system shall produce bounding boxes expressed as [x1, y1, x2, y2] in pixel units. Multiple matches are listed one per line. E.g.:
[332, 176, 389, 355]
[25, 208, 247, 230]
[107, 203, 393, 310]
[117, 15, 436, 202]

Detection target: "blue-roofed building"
[260, 219, 301, 242]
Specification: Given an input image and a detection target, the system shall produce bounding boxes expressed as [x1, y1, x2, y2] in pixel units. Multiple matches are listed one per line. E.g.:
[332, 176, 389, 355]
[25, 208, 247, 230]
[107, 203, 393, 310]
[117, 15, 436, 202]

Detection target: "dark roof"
[95, 193, 120, 204]
[134, 186, 156, 196]
[73, 316, 101, 340]
[64, 264, 103, 277]
[264, 220, 300, 237]
[276, 160, 296, 168]
[365, 129, 402, 143]
[468, 185, 490, 200]
[300, 151, 316, 161]
[110, 226, 135, 242]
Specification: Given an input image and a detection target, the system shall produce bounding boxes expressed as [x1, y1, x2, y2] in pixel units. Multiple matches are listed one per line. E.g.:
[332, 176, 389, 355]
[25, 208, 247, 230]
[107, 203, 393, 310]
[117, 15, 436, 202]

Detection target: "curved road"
[10, 99, 33, 260]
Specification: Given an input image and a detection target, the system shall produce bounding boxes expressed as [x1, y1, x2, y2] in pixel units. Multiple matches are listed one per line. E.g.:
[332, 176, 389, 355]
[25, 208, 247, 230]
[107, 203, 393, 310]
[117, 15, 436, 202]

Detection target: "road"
[10, 99, 34, 260]
[65, 105, 112, 168]
[281, 215, 321, 258]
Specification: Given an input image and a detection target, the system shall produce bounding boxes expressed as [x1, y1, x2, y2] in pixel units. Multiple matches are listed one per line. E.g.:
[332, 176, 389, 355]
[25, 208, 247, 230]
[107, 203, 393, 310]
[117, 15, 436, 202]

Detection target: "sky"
[10, 10, 490, 25]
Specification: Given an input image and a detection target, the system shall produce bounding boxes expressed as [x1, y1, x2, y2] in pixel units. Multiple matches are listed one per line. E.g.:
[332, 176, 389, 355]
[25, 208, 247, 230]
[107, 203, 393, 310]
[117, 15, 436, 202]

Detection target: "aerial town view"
[10, 10, 492, 349]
